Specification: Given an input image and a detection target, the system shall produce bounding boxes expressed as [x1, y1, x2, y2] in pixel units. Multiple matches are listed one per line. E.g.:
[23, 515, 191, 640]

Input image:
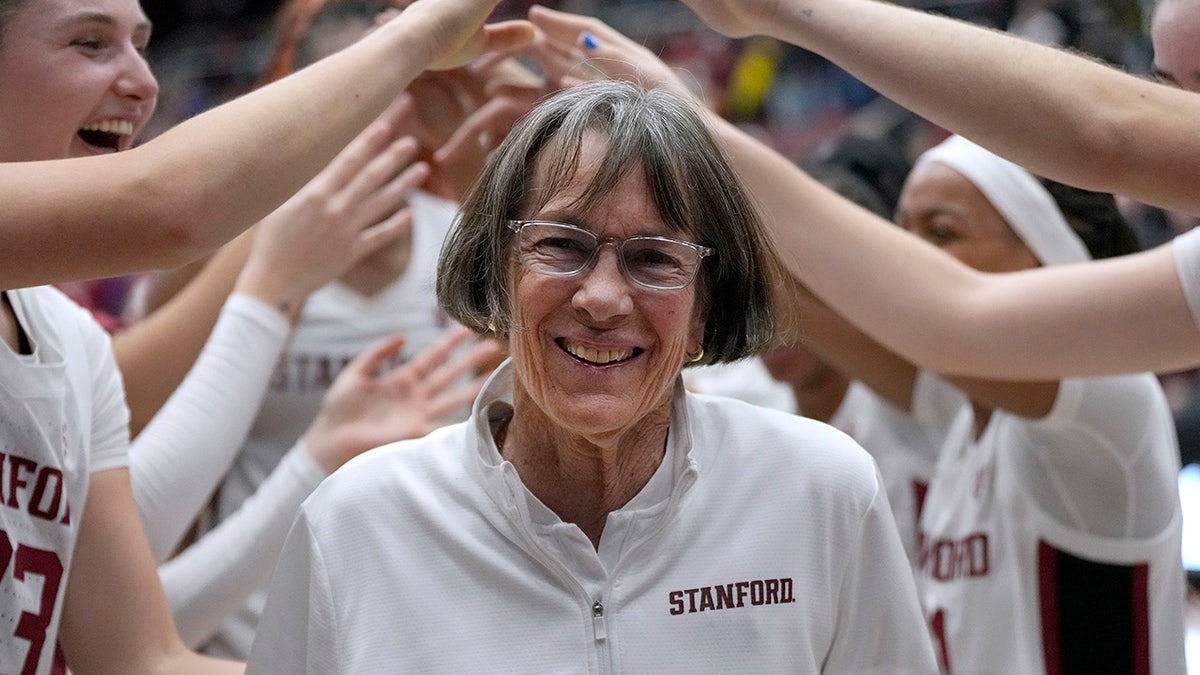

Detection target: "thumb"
[482, 20, 537, 54]
[431, 20, 536, 71]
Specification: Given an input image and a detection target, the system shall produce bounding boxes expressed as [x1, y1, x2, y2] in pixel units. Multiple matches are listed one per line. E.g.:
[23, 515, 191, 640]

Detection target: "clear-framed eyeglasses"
[507, 220, 714, 291]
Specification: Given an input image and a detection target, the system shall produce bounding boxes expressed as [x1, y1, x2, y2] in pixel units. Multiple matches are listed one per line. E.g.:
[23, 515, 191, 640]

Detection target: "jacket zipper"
[591, 601, 607, 641]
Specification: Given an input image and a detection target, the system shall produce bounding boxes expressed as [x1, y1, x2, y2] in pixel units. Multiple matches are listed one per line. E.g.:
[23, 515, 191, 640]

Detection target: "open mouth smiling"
[560, 339, 641, 366]
[78, 119, 134, 152]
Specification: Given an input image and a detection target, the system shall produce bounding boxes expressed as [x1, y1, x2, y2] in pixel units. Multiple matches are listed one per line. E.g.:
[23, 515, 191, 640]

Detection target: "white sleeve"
[245, 500, 340, 675]
[130, 293, 291, 561]
[160, 444, 327, 648]
[1173, 228, 1200, 333]
[823, 471, 939, 673]
[1013, 375, 1180, 539]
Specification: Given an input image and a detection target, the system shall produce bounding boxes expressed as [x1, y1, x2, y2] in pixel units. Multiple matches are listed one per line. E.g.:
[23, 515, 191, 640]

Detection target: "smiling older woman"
[246, 79, 937, 674]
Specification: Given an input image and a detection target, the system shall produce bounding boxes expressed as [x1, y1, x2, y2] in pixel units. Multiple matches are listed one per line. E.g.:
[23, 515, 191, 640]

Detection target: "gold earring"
[686, 348, 704, 363]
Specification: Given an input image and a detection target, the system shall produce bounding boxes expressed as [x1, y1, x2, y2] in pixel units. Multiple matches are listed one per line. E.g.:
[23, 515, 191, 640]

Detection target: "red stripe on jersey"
[1038, 540, 1151, 674]
[912, 480, 929, 557]
[1132, 564, 1150, 675]
[1038, 542, 1062, 675]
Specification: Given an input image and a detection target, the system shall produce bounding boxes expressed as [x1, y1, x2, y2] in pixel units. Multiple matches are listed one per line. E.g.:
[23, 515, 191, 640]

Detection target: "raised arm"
[518, 5, 1200, 380]
[120, 103, 426, 434]
[131, 117, 432, 554]
[159, 328, 503, 647]
[677, 0, 1200, 215]
[707, 112, 1200, 378]
[131, 293, 292, 561]
[119, 235, 255, 436]
[0, 0, 532, 289]
[774, 273, 918, 411]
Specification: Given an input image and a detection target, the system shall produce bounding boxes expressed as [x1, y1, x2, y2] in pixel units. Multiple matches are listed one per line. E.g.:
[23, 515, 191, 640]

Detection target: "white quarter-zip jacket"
[247, 360, 938, 674]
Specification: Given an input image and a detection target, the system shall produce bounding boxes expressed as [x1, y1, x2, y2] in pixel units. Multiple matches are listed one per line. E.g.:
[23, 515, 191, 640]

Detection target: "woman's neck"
[499, 389, 672, 549]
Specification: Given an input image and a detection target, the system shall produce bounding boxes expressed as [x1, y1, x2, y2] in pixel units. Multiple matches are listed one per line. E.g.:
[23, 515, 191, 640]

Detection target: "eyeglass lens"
[516, 222, 703, 290]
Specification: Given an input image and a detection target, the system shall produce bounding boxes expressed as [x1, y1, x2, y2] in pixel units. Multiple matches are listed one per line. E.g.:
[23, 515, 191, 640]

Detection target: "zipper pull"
[591, 600, 607, 641]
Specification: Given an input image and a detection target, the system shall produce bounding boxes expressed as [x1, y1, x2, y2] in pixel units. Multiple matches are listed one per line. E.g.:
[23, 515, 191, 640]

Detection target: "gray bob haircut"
[436, 79, 780, 366]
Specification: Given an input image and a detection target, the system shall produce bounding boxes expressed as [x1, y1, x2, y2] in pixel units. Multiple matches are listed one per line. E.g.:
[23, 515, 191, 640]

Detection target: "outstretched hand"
[436, 6, 695, 168]
[301, 325, 506, 473]
[408, 59, 540, 200]
[392, 0, 535, 72]
[234, 96, 427, 321]
[430, 56, 551, 169]
[526, 6, 690, 94]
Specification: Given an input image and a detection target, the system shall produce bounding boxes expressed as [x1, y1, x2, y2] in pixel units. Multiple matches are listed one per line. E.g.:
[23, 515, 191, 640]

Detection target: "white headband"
[912, 135, 1091, 265]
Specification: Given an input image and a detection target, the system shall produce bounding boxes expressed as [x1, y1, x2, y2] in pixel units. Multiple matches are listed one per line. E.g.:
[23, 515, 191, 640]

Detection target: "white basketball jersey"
[917, 375, 1185, 674]
[0, 288, 129, 674]
[832, 373, 965, 564]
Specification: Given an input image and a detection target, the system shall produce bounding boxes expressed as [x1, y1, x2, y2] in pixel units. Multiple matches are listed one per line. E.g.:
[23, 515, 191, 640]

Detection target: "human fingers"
[427, 12, 536, 72]
[394, 0, 504, 57]
[464, 50, 513, 78]
[430, 41, 563, 165]
[304, 95, 415, 198]
[351, 207, 414, 267]
[482, 80, 547, 102]
[528, 6, 683, 91]
[472, 57, 551, 115]
[397, 325, 476, 382]
[340, 152, 428, 247]
[280, 137, 420, 284]
[528, 5, 632, 60]
[469, 20, 539, 66]
[527, 30, 605, 86]
[232, 132, 411, 314]
[432, 92, 540, 166]
[417, 338, 506, 395]
[442, 33, 544, 89]
[487, 55, 546, 89]
[415, 68, 482, 107]
[241, 147, 425, 308]
[421, 60, 540, 126]
[345, 333, 408, 379]
[375, 7, 401, 27]
[330, 135, 422, 217]
[406, 73, 479, 151]
[425, 373, 490, 420]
